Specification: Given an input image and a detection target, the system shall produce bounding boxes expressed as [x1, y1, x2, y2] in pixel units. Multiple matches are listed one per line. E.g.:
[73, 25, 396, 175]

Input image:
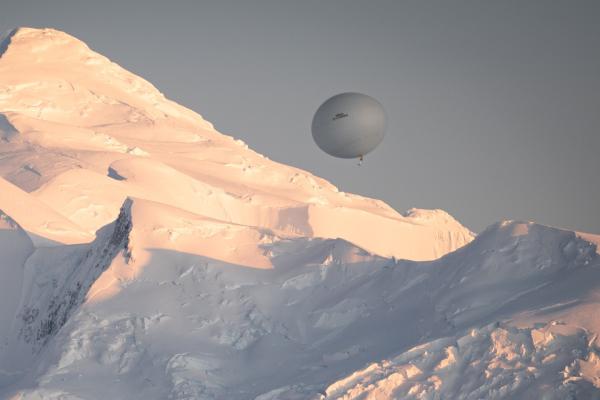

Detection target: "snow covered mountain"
[0, 27, 598, 399]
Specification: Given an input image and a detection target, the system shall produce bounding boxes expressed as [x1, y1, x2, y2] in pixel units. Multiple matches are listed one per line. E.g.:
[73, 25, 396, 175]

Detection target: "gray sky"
[1, 0, 599, 233]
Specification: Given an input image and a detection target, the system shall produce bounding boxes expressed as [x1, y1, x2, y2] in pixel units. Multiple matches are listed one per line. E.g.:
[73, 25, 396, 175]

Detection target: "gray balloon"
[311, 92, 386, 159]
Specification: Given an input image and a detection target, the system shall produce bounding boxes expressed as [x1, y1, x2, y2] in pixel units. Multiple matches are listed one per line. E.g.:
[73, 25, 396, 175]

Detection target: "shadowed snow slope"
[1, 27, 599, 399]
[3, 208, 600, 399]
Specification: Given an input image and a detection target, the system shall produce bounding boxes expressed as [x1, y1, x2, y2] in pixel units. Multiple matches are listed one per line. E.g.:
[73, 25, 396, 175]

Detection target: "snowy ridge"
[0, 27, 599, 399]
[0, 199, 133, 383]
[0, 27, 472, 260]
[4, 217, 599, 399]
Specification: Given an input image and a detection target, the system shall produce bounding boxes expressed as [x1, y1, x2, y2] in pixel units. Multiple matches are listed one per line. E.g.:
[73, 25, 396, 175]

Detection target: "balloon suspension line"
[358, 155, 363, 166]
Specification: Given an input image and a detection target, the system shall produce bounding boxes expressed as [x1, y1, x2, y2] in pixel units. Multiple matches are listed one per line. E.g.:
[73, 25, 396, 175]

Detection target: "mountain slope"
[0, 27, 473, 261]
[0, 177, 92, 246]
[0, 27, 599, 400]
[3, 211, 599, 399]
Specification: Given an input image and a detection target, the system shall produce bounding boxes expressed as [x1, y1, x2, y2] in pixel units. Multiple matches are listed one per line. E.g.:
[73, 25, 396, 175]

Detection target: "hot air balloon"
[311, 92, 386, 163]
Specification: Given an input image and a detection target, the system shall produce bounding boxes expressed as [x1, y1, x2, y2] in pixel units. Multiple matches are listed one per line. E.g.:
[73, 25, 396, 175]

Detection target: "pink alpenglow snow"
[0, 27, 599, 400]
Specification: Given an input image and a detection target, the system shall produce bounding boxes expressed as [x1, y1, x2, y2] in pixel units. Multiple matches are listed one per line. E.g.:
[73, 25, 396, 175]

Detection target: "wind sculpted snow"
[1, 27, 599, 399]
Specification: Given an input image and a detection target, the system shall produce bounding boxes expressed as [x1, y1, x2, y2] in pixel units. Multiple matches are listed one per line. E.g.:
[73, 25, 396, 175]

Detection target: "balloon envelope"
[311, 92, 386, 159]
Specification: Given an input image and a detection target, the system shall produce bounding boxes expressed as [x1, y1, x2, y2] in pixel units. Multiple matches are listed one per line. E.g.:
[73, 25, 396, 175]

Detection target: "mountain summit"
[0, 27, 208, 128]
[1, 28, 599, 399]
[0, 26, 473, 260]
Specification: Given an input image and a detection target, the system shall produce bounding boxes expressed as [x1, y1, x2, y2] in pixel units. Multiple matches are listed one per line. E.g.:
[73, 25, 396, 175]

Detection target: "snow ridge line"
[18, 198, 133, 348]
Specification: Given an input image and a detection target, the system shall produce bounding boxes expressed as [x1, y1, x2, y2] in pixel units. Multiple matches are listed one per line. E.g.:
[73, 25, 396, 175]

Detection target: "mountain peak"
[3, 27, 600, 399]
[0, 27, 214, 131]
[0, 27, 89, 59]
[0, 27, 473, 262]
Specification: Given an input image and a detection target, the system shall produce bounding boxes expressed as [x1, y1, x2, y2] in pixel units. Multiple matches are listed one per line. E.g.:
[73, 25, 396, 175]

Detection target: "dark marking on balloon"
[332, 113, 348, 121]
